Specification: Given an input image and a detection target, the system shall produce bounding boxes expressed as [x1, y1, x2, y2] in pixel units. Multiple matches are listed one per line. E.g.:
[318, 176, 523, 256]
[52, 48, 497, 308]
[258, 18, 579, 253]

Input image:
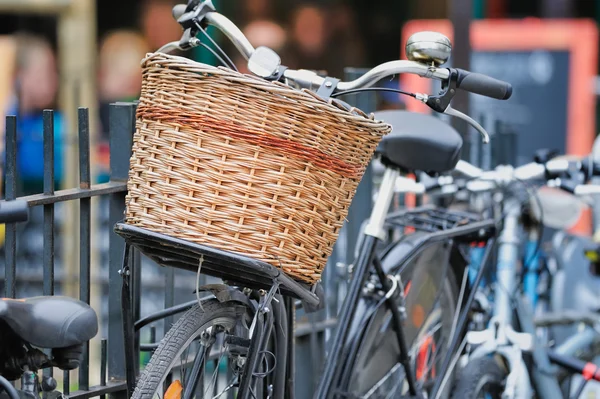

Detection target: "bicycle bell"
[406, 31, 452, 66]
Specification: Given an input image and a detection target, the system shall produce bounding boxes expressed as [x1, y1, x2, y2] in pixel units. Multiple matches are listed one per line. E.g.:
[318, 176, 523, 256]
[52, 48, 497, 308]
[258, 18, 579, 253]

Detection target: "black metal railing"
[1, 103, 135, 399]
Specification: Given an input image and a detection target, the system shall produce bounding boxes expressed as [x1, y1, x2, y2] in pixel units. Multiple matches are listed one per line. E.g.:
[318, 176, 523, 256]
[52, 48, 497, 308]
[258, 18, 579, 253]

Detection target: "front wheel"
[450, 357, 507, 399]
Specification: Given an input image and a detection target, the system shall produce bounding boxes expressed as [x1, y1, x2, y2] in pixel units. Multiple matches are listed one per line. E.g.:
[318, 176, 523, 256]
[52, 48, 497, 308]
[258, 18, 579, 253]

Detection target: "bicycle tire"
[340, 251, 461, 398]
[450, 356, 507, 399]
[131, 299, 253, 399]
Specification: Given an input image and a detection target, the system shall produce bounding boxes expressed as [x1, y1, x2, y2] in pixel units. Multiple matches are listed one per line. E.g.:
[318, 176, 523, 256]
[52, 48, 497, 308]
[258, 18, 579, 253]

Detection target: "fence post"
[4, 116, 17, 298]
[107, 102, 136, 396]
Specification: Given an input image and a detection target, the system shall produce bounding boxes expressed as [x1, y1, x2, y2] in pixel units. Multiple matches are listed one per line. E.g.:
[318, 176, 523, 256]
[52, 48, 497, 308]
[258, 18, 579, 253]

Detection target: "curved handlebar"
[205, 12, 255, 60]
[204, 10, 451, 87]
[167, 7, 507, 101]
[158, 10, 256, 59]
[574, 184, 600, 195]
[281, 61, 450, 93]
[337, 61, 450, 91]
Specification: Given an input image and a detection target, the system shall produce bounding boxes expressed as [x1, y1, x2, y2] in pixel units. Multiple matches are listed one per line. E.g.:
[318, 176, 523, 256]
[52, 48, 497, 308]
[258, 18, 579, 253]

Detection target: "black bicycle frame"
[316, 217, 497, 399]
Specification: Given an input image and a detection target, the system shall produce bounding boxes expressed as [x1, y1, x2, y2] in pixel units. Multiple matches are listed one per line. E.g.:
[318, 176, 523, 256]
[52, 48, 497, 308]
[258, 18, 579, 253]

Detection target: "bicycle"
[428, 156, 600, 398]
[114, 2, 513, 398]
[0, 200, 99, 399]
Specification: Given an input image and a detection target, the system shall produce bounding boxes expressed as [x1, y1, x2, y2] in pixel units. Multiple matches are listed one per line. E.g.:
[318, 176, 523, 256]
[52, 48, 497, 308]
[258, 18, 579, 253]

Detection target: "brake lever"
[444, 105, 490, 144]
[422, 68, 490, 144]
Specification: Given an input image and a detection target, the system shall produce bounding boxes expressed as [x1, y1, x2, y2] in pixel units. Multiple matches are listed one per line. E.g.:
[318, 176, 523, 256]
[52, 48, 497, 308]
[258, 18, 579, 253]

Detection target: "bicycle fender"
[197, 284, 255, 311]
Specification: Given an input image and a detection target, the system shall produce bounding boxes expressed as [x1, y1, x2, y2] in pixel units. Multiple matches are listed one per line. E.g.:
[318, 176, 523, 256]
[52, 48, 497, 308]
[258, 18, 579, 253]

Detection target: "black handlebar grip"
[0, 200, 29, 224]
[172, 4, 187, 20]
[455, 68, 513, 100]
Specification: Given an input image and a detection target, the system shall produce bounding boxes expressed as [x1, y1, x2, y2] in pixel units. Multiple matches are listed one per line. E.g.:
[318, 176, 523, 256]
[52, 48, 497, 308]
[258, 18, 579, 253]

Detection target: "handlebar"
[398, 155, 600, 198]
[455, 69, 513, 100]
[547, 179, 600, 196]
[280, 61, 450, 93]
[205, 12, 254, 60]
[392, 157, 600, 197]
[165, 4, 511, 105]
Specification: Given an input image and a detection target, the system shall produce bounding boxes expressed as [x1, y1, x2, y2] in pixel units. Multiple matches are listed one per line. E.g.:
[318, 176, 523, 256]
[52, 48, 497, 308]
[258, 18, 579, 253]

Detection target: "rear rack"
[384, 205, 483, 233]
[114, 222, 320, 307]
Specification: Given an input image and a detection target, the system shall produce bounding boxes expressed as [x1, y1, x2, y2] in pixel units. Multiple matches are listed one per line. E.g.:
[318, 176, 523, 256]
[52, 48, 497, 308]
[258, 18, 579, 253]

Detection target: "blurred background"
[0, 0, 599, 193]
[1, 0, 600, 391]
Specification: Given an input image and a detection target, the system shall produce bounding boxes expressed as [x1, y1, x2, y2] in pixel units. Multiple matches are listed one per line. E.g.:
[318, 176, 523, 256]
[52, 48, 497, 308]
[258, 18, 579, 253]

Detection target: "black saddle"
[0, 296, 98, 349]
[374, 110, 463, 173]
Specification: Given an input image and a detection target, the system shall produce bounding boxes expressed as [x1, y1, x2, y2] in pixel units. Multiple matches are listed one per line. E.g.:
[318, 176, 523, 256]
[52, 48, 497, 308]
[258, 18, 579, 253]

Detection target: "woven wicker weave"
[125, 52, 391, 284]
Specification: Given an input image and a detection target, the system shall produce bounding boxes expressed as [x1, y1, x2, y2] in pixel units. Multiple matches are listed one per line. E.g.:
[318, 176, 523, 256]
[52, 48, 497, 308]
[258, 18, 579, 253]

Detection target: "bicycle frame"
[463, 192, 563, 399]
[315, 167, 497, 399]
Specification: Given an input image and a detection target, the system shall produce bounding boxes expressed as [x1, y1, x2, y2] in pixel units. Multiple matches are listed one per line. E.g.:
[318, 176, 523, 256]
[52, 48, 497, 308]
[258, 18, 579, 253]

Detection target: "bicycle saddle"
[0, 296, 98, 349]
[374, 110, 463, 174]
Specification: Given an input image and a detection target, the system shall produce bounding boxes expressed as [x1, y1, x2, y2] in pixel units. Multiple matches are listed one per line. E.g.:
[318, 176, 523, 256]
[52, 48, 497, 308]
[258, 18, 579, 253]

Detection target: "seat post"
[363, 167, 400, 241]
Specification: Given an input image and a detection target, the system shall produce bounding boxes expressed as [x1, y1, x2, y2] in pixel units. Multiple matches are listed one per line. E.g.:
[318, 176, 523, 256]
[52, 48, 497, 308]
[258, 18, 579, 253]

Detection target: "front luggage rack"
[114, 222, 320, 307]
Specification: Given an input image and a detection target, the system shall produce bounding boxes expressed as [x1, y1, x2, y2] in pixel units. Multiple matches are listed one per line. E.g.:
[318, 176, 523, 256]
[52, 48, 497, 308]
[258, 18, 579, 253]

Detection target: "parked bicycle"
[115, 1, 513, 398]
[411, 156, 600, 398]
[0, 200, 99, 399]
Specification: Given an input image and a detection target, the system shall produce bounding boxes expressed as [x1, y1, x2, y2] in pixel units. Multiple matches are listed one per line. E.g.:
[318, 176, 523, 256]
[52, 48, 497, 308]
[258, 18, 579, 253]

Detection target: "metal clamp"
[316, 77, 341, 100]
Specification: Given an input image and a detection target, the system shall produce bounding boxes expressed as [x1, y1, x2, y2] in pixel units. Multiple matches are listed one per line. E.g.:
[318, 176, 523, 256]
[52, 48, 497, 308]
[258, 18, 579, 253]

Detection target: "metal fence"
[1, 103, 134, 398]
[0, 69, 381, 398]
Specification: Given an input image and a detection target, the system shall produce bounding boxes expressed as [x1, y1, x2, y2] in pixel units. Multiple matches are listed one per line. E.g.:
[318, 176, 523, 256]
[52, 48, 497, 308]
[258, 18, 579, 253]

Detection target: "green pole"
[191, 0, 220, 65]
[474, 0, 486, 19]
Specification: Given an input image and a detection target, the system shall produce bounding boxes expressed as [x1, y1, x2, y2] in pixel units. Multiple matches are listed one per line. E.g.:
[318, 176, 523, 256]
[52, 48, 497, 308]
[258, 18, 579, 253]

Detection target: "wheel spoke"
[384, 371, 405, 399]
[204, 344, 226, 397]
[182, 342, 210, 399]
[210, 375, 237, 399]
[411, 321, 442, 358]
[420, 335, 449, 384]
[364, 363, 404, 397]
[212, 358, 220, 397]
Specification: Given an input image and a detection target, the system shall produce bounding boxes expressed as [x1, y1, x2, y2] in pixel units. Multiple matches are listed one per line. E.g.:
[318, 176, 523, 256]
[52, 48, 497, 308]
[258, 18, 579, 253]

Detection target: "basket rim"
[141, 51, 392, 131]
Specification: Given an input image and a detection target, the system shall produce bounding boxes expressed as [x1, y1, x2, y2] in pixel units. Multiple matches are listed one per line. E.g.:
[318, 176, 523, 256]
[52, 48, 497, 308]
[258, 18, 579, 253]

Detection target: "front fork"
[466, 199, 535, 399]
[314, 168, 423, 398]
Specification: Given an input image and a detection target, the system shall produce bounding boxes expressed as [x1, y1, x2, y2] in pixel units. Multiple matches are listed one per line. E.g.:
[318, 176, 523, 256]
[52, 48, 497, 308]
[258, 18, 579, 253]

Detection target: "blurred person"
[239, 0, 276, 25]
[234, 19, 287, 73]
[287, 4, 327, 71]
[326, 3, 367, 70]
[3, 34, 64, 195]
[141, 0, 182, 51]
[244, 19, 287, 52]
[284, 4, 354, 78]
[98, 30, 150, 182]
[98, 30, 149, 129]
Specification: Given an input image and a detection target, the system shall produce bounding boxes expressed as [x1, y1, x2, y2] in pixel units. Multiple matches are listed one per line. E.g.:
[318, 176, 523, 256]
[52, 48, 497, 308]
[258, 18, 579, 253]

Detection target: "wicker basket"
[125, 52, 391, 284]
